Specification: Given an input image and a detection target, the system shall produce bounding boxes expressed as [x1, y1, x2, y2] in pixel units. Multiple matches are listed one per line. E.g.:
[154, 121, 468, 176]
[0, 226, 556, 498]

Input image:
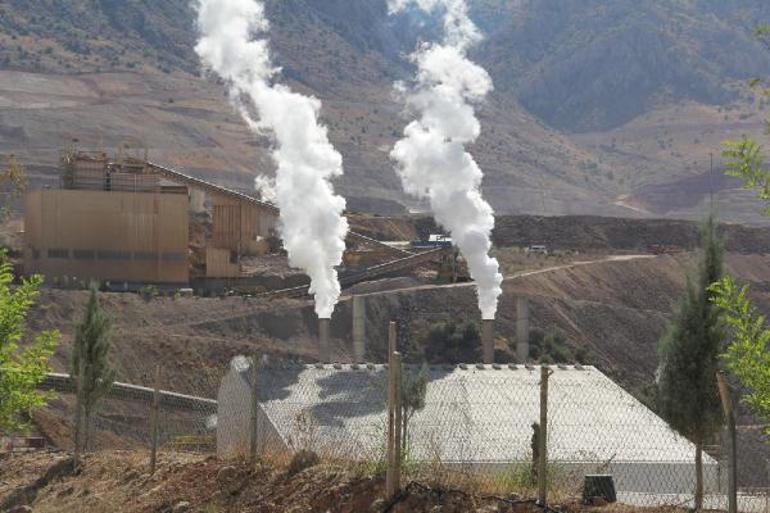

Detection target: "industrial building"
[216, 360, 719, 498]
[22, 150, 436, 291]
[24, 150, 280, 286]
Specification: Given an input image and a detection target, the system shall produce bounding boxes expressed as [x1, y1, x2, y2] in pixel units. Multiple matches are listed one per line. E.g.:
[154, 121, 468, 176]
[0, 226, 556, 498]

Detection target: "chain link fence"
[21, 361, 229, 457]
[214, 357, 770, 512]
[16, 356, 769, 512]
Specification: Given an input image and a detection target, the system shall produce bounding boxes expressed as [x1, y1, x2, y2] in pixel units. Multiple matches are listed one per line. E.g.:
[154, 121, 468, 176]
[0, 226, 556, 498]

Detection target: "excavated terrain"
[1, 450, 689, 513]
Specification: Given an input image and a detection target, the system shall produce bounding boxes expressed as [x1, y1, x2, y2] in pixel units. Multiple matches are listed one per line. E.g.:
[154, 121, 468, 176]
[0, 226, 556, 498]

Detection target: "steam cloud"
[388, 0, 503, 319]
[253, 174, 276, 203]
[195, 0, 348, 318]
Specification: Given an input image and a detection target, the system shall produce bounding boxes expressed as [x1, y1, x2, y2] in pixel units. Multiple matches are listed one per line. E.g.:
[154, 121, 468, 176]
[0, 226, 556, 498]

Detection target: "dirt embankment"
[348, 253, 770, 392]
[349, 213, 770, 254]
[28, 252, 770, 400]
[28, 290, 319, 399]
[0, 450, 655, 513]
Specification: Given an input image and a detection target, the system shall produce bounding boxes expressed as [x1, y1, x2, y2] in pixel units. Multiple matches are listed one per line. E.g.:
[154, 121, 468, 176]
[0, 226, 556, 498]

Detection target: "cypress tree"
[71, 284, 115, 451]
[657, 214, 724, 510]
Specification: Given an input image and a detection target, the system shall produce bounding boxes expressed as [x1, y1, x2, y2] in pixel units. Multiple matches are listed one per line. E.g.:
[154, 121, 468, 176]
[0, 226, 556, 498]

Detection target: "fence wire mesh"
[19, 359, 769, 513]
[218, 360, 769, 512]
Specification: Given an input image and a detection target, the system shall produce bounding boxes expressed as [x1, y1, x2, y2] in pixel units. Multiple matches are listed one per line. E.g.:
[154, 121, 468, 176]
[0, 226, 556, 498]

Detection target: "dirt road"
[345, 254, 656, 298]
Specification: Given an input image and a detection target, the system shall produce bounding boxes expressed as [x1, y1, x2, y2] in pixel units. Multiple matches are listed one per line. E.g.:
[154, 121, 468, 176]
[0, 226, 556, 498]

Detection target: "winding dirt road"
[346, 253, 656, 298]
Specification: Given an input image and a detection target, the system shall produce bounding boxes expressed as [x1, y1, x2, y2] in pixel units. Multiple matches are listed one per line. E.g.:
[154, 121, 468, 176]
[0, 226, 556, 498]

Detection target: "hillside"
[0, 1, 769, 221]
[350, 213, 770, 253]
[476, 0, 770, 132]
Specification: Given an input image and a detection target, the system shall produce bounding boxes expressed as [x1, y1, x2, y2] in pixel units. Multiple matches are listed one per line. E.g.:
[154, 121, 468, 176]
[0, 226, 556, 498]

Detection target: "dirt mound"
[493, 215, 770, 253]
[0, 451, 656, 513]
[350, 213, 770, 253]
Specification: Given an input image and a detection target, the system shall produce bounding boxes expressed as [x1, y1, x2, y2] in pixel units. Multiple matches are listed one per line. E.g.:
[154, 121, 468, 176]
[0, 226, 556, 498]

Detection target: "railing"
[38, 373, 217, 414]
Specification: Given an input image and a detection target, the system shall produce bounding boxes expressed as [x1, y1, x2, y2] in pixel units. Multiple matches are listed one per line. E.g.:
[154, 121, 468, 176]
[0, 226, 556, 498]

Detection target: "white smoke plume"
[388, 0, 503, 319]
[253, 174, 276, 203]
[195, 0, 349, 319]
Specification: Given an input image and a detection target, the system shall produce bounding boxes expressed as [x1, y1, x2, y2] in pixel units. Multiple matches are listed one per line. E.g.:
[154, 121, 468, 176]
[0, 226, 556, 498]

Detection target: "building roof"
[232, 361, 712, 466]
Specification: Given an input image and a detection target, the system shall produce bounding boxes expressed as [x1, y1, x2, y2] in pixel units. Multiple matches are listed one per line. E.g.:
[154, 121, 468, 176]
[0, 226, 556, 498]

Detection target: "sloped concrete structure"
[218, 360, 719, 496]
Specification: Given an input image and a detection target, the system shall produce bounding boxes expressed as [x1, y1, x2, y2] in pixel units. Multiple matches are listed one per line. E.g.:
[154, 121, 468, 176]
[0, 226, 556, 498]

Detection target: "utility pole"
[150, 365, 160, 474]
[716, 371, 737, 513]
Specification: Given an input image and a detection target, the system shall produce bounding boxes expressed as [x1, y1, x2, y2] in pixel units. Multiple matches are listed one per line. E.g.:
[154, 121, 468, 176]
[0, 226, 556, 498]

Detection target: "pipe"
[352, 295, 366, 363]
[516, 297, 530, 362]
[481, 319, 495, 364]
[319, 318, 331, 363]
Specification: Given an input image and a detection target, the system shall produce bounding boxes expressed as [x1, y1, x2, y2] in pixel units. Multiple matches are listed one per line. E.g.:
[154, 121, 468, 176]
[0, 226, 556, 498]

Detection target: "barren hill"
[1, 2, 769, 220]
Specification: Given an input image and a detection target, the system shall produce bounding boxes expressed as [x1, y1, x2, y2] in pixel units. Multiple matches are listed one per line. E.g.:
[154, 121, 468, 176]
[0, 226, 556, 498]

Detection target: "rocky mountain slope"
[1, 1, 769, 220]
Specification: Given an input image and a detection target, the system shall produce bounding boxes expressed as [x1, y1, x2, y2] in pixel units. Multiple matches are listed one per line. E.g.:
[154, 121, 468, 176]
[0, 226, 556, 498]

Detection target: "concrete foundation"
[352, 295, 366, 363]
[481, 319, 495, 364]
[319, 318, 331, 363]
[516, 297, 530, 362]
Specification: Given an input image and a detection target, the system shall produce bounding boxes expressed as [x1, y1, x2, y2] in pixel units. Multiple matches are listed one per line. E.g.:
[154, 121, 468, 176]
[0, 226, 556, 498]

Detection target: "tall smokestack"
[481, 319, 495, 364]
[516, 297, 530, 362]
[319, 318, 331, 363]
[352, 295, 366, 363]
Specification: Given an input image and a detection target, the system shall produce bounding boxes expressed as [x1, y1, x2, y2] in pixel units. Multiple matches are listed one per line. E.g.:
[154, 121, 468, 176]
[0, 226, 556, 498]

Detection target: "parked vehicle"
[525, 245, 549, 255]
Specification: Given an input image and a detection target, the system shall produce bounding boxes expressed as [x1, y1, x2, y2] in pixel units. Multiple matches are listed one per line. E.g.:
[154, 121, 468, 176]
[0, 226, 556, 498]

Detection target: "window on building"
[73, 250, 96, 260]
[161, 251, 185, 262]
[97, 250, 131, 261]
[133, 251, 159, 261]
[47, 248, 69, 259]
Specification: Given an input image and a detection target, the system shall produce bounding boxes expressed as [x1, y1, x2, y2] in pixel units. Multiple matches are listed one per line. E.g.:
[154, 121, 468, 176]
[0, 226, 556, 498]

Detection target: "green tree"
[656, 214, 724, 510]
[528, 328, 576, 363]
[424, 321, 480, 363]
[709, 276, 770, 431]
[719, 21, 770, 432]
[0, 256, 58, 431]
[722, 137, 770, 214]
[400, 363, 428, 452]
[71, 284, 115, 450]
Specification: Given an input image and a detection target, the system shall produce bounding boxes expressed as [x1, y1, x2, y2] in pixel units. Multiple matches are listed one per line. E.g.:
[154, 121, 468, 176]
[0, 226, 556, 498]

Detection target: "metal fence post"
[250, 352, 259, 465]
[716, 371, 737, 513]
[393, 351, 403, 491]
[73, 360, 84, 470]
[386, 321, 400, 500]
[150, 364, 160, 474]
[538, 366, 550, 506]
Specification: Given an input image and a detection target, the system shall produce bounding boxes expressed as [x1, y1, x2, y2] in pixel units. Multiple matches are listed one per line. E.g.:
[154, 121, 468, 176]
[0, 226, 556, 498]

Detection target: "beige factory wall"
[205, 247, 241, 278]
[24, 189, 189, 284]
[211, 194, 277, 255]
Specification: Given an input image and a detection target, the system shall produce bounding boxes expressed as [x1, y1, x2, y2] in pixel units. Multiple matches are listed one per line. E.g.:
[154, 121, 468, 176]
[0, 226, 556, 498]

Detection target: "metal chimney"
[319, 318, 331, 363]
[352, 295, 366, 363]
[516, 297, 530, 362]
[481, 319, 495, 364]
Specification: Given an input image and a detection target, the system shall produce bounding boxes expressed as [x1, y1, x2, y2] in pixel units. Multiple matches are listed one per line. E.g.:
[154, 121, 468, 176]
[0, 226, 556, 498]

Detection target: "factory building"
[23, 151, 280, 286]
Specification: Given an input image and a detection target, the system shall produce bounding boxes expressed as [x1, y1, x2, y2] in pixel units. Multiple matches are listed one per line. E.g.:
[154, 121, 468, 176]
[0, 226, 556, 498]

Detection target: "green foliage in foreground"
[0, 257, 58, 432]
[722, 136, 770, 214]
[722, 126, 770, 429]
[709, 276, 770, 431]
